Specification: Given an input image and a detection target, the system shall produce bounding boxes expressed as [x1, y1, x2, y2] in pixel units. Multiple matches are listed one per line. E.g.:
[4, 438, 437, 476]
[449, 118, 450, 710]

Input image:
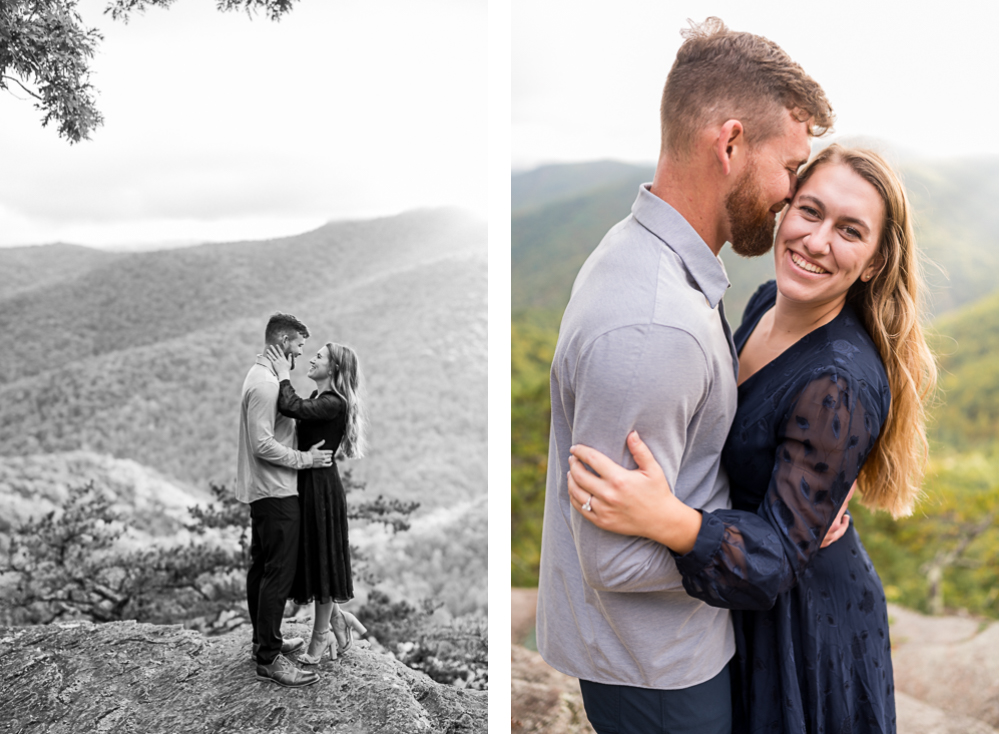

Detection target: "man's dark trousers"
[247, 496, 300, 665]
[579, 662, 732, 734]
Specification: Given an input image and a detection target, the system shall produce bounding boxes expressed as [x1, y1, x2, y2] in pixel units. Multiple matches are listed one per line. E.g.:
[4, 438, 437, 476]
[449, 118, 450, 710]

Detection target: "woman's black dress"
[277, 380, 353, 605]
[675, 281, 896, 733]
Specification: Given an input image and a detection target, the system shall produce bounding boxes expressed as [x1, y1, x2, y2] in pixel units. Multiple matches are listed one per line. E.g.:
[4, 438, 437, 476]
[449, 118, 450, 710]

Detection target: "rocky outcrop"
[889, 604, 998, 729]
[895, 692, 997, 734]
[511, 644, 592, 734]
[511, 588, 999, 734]
[1, 620, 486, 733]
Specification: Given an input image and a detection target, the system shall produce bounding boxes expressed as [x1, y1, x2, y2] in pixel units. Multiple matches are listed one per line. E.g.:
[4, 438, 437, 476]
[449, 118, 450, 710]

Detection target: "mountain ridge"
[0, 208, 487, 510]
[512, 156, 999, 323]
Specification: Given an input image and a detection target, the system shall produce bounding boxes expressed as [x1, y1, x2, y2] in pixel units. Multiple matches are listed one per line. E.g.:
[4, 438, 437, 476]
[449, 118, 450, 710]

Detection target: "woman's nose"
[803, 223, 832, 254]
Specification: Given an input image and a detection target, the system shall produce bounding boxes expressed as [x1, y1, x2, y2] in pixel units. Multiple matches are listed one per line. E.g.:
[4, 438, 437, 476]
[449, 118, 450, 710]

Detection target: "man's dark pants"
[579, 663, 731, 734]
[247, 496, 300, 665]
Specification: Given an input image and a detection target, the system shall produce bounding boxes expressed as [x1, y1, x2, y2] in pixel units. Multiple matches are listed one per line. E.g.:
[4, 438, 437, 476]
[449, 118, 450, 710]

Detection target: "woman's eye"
[799, 205, 819, 217]
[843, 227, 861, 239]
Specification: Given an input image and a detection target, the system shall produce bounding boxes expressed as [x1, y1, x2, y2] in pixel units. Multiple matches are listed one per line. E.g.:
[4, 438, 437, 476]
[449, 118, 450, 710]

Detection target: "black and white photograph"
[0, 1, 488, 731]
[511, 2, 998, 733]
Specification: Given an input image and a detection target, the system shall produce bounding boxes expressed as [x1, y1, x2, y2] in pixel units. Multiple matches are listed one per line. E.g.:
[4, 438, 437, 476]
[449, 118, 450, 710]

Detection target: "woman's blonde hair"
[325, 342, 368, 460]
[798, 144, 937, 518]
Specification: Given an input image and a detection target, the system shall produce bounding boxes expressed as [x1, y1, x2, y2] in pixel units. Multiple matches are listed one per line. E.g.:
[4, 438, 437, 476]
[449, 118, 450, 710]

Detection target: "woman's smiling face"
[306, 346, 332, 382]
[774, 161, 885, 308]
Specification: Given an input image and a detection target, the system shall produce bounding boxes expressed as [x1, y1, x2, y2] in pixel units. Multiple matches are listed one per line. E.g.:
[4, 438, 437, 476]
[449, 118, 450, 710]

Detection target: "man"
[236, 312, 333, 688]
[535, 18, 833, 733]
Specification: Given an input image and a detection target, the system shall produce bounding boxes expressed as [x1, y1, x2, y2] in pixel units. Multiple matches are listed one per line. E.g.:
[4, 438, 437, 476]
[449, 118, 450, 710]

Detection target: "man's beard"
[725, 165, 778, 258]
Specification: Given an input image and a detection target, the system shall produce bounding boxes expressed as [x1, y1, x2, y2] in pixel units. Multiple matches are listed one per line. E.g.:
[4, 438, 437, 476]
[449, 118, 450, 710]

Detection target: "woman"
[266, 340, 369, 664]
[567, 145, 936, 733]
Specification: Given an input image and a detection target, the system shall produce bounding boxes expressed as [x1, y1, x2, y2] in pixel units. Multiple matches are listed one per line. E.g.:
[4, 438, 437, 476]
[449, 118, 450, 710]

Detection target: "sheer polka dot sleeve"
[676, 368, 882, 610]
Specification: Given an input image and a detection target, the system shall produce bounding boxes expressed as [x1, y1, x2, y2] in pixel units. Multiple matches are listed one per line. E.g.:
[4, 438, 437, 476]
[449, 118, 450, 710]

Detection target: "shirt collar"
[254, 355, 277, 376]
[631, 184, 731, 309]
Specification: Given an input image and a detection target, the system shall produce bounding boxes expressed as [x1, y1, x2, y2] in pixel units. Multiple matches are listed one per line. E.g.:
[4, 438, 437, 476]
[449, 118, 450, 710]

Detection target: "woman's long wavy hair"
[797, 144, 937, 518]
[324, 342, 368, 460]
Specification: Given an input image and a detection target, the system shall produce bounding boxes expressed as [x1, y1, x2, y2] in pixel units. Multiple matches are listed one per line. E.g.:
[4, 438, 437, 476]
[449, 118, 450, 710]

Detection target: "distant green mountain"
[0, 243, 124, 301]
[0, 450, 210, 542]
[512, 156, 999, 325]
[926, 291, 999, 448]
[511, 160, 652, 212]
[512, 175, 650, 320]
[0, 209, 487, 510]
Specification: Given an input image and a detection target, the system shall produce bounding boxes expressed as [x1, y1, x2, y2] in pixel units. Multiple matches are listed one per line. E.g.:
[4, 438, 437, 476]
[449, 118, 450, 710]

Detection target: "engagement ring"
[582, 494, 593, 512]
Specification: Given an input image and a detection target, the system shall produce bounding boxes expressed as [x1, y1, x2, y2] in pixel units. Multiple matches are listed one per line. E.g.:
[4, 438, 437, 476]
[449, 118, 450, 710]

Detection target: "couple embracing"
[537, 17, 936, 734]
[236, 312, 369, 688]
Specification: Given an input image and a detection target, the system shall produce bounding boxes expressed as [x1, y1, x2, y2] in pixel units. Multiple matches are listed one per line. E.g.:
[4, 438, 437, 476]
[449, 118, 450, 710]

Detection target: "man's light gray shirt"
[536, 184, 739, 690]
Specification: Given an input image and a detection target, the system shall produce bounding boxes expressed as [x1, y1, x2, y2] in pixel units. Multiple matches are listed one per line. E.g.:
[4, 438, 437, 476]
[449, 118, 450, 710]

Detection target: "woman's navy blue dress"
[277, 381, 354, 605]
[675, 281, 896, 734]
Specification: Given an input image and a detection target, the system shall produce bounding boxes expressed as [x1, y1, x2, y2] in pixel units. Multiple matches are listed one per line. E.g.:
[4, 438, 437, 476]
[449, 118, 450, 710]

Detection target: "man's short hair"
[660, 17, 833, 158]
[265, 312, 309, 344]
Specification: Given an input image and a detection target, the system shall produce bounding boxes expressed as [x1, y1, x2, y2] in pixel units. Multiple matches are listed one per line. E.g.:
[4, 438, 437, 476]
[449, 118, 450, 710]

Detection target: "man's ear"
[714, 119, 744, 176]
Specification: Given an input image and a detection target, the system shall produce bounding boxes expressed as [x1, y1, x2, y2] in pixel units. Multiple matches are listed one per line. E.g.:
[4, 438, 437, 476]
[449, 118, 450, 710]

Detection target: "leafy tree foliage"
[0, 1, 103, 142]
[359, 591, 487, 690]
[0, 471, 399, 626]
[851, 450, 998, 617]
[0, 0, 296, 143]
[0, 481, 240, 624]
[925, 292, 999, 449]
[510, 317, 556, 586]
[106, 0, 296, 23]
[1, 471, 489, 688]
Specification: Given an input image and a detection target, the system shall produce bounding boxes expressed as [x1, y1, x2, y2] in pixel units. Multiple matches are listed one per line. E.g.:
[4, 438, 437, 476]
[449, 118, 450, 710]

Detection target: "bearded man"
[535, 18, 833, 734]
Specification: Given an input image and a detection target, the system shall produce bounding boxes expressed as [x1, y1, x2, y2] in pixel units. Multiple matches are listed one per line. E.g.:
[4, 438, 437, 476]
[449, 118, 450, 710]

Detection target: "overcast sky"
[0, 0, 486, 248]
[513, 0, 1000, 169]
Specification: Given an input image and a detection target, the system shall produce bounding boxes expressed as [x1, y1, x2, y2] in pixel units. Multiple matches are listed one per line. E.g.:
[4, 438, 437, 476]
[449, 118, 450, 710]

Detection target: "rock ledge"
[1, 620, 486, 733]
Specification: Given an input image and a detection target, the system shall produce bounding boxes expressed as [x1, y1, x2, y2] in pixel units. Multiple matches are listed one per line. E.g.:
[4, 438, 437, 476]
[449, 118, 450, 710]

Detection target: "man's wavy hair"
[264, 312, 309, 344]
[660, 18, 834, 157]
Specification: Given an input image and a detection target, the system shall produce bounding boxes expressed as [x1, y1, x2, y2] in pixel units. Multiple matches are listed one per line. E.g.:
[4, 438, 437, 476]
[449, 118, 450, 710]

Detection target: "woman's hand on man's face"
[265, 344, 292, 378]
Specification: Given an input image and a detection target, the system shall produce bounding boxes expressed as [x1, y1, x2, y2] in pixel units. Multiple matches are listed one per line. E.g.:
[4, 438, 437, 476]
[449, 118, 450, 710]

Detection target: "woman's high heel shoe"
[332, 610, 368, 654]
[297, 630, 337, 665]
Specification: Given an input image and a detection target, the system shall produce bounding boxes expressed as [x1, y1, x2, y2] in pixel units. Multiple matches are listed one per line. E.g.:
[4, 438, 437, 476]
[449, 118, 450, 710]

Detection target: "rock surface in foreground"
[511, 588, 999, 734]
[0, 620, 486, 733]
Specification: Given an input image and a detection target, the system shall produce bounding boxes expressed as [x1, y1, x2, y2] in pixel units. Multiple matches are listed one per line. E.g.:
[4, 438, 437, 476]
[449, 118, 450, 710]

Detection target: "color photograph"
[511, 3, 998, 733]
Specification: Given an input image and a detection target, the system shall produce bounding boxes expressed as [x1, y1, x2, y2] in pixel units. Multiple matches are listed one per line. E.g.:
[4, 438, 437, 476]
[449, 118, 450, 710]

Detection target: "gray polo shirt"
[536, 184, 739, 690]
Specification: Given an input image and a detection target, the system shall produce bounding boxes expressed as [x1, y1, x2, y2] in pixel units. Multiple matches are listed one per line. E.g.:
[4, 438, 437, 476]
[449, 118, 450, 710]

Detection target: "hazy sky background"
[0, 0, 486, 248]
[513, 0, 1000, 169]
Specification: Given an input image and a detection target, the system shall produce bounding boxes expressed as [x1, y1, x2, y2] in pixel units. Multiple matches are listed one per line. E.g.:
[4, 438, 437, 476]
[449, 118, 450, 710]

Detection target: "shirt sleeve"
[675, 368, 880, 610]
[277, 380, 345, 422]
[246, 380, 313, 469]
[568, 323, 713, 594]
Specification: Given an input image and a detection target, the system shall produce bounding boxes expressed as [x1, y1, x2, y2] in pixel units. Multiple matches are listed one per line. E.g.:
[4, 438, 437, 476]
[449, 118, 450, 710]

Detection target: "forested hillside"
[513, 155, 999, 325]
[511, 156, 999, 617]
[0, 243, 124, 301]
[0, 209, 487, 509]
[0, 451, 209, 542]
